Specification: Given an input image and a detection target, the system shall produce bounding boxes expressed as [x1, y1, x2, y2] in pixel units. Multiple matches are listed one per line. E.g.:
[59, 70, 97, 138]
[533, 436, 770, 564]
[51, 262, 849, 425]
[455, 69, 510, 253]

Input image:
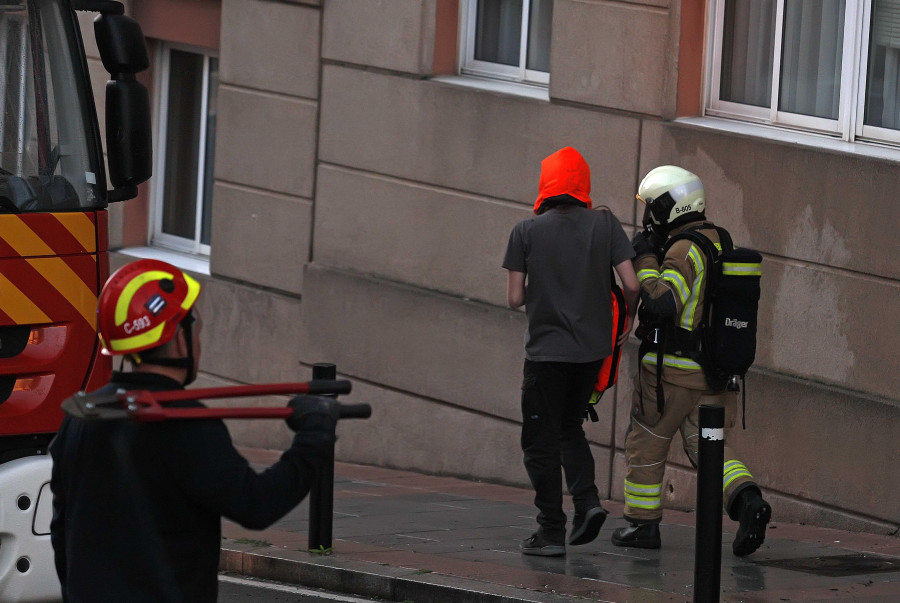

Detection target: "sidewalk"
[220, 448, 900, 602]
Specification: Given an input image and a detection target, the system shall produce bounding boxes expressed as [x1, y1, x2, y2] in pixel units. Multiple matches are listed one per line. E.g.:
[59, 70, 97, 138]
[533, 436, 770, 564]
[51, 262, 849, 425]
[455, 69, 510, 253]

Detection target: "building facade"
[80, 0, 899, 534]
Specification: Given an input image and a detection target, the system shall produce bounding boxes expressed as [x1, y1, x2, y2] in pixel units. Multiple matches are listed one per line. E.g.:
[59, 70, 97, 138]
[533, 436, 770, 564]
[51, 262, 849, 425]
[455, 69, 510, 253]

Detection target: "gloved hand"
[632, 229, 667, 259]
[631, 230, 655, 258]
[647, 227, 667, 252]
[285, 394, 338, 447]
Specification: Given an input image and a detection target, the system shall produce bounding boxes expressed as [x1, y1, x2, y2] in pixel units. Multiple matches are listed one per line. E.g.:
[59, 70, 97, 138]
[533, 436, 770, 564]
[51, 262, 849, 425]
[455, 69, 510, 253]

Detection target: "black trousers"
[520, 358, 603, 540]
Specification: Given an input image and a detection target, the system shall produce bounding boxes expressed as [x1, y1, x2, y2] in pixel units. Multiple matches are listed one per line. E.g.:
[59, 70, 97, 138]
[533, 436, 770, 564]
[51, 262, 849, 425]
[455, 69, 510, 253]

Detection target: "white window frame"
[705, 0, 900, 147]
[458, 0, 551, 86]
[151, 42, 217, 255]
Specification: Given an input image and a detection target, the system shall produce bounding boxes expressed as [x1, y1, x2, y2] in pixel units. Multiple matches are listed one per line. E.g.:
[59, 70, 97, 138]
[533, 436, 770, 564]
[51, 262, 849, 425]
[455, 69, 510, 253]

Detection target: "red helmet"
[97, 259, 201, 355]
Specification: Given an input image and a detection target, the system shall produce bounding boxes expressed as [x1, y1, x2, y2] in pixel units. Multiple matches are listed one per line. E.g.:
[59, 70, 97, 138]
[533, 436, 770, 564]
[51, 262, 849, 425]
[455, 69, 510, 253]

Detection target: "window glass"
[161, 49, 203, 240]
[462, 0, 553, 84]
[720, 0, 775, 107]
[526, 0, 553, 72]
[155, 45, 217, 254]
[778, 0, 844, 119]
[475, 0, 522, 66]
[708, 0, 900, 146]
[200, 57, 218, 246]
[0, 0, 101, 211]
[865, 0, 900, 129]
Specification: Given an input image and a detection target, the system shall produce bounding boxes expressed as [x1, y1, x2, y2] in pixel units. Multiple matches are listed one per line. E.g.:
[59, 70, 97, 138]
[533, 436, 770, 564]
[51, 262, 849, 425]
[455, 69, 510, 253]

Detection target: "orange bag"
[586, 280, 627, 421]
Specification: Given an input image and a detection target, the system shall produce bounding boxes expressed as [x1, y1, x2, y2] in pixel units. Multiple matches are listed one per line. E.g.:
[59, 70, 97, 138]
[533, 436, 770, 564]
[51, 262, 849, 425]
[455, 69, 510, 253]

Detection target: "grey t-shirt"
[503, 206, 634, 362]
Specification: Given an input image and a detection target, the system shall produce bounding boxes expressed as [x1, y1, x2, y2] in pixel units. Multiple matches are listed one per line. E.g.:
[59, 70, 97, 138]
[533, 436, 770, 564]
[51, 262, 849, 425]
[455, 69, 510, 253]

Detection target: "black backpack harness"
[640, 223, 762, 427]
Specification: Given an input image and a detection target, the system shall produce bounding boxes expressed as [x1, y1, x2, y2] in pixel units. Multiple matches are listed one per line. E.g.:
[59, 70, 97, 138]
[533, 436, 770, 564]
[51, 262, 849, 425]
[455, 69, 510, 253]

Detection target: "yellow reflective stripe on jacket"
[677, 243, 706, 329]
[723, 460, 753, 490]
[661, 269, 690, 305]
[108, 323, 166, 352]
[687, 244, 705, 276]
[723, 262, 761, 276]
[637, 268, 659, 283]
[641, 352, 702, 370]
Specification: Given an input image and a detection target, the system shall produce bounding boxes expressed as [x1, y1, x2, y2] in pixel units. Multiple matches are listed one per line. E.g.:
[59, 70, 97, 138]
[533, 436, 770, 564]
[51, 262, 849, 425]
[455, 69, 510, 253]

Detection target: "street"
[218, 574, 379, 602]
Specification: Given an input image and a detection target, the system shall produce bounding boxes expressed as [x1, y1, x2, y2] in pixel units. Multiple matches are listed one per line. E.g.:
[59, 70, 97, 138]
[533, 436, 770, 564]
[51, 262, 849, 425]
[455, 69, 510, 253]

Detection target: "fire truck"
[0, 0, 150, 599]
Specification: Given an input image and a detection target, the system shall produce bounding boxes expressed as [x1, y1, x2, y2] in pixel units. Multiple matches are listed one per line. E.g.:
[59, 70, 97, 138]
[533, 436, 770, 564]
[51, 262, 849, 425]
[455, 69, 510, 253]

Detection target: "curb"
[219, 541, 588, 603]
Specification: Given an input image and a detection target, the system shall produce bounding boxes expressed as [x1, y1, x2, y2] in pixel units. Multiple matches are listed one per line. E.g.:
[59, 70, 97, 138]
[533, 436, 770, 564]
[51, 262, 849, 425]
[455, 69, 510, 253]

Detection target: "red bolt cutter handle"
[63, 379, 372, 423]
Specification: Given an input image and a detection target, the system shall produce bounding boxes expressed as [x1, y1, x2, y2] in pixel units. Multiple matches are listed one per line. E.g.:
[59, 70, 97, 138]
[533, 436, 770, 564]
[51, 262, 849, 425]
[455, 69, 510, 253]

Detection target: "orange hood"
[533, 146, 593, 214]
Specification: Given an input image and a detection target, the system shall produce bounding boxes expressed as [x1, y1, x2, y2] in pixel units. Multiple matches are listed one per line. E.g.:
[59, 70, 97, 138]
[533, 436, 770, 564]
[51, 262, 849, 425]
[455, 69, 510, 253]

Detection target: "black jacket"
[50, 372, 324, 602]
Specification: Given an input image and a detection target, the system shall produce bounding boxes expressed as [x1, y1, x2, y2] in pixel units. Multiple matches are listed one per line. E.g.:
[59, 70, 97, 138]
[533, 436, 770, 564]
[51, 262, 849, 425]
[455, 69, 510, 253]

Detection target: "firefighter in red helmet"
[50, 259, 335, 602]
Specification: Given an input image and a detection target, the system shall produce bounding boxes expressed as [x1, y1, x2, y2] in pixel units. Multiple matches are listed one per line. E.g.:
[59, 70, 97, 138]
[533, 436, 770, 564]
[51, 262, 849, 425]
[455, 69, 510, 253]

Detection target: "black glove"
[632, 228, 667, 258]
[647, 227, 667, 252]
[285, 394, 338, 446]
[631, 230, 655, 258]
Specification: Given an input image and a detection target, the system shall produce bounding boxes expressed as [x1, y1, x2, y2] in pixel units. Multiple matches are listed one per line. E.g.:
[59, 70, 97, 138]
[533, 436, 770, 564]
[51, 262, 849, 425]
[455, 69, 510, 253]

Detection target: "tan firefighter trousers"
[622, 366, 757, 522]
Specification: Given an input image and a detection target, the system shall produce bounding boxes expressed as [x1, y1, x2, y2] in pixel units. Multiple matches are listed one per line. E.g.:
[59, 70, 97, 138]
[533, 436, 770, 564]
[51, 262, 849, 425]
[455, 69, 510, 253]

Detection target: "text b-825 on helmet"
[636, 165, 706, 233]
[96, 259, 201, 356]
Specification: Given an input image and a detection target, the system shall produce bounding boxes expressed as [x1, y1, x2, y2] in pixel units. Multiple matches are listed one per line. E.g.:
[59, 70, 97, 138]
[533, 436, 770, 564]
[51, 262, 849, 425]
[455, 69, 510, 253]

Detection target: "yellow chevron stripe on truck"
[2, 216, 56, 257]
[53, 212, 97, 253]
[26, 258, 97, 328]
[0, 273, 52, 324]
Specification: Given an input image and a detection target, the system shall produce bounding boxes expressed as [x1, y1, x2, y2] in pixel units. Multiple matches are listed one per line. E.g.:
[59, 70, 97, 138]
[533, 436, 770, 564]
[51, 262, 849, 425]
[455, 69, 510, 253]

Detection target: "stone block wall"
[98, 0, 898, 534]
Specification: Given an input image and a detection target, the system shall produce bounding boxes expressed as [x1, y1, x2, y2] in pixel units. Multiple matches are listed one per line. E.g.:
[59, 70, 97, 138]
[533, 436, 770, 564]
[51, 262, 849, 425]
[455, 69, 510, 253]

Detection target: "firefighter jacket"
[634, 220, 722, 390]
[49, 371, 327, 602]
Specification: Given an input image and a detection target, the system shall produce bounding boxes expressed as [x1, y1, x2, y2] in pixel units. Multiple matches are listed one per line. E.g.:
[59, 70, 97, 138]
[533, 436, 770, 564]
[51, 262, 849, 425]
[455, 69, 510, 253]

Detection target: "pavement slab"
[220, 449, 900, 602]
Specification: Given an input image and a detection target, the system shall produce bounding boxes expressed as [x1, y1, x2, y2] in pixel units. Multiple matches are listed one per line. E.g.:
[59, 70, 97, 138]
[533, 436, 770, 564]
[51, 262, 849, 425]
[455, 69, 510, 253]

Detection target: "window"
[707, 0, 900, 146]
[459, 0, 553, 85]
[153, 44, 218, 254]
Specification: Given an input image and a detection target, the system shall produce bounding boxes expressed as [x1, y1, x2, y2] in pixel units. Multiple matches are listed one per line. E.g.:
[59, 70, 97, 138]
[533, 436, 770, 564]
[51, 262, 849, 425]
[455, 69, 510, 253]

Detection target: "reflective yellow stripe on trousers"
[624, 480, 662, 510]
[723, 460, 753, 490]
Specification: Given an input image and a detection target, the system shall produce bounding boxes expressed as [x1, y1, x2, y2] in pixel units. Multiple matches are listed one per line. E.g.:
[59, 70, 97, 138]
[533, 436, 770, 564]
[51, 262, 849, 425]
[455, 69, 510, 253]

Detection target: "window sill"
[431, 75, 550, 102]
[676, 116, 900, 164]
[117, 246, 211, 276]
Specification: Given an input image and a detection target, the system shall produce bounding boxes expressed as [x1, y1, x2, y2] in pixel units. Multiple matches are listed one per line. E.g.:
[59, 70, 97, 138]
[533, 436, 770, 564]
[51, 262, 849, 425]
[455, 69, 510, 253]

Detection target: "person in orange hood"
[503, 147, 640, 556]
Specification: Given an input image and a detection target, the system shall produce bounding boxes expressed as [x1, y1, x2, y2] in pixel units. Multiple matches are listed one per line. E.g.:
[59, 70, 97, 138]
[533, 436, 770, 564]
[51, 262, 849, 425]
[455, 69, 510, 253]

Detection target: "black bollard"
[694, 404, 725, 603]
[308, 363, 337, 554]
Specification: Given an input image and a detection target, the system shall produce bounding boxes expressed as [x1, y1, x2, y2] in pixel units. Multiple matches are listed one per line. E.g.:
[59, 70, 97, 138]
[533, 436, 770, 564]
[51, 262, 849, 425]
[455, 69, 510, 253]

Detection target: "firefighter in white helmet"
[613, 166, 771, 556]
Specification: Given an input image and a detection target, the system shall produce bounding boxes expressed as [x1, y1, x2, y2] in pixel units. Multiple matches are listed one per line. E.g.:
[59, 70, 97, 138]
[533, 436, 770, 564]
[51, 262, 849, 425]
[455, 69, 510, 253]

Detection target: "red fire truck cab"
[0, 0, 150, 459]
[0, 1, 150, 599]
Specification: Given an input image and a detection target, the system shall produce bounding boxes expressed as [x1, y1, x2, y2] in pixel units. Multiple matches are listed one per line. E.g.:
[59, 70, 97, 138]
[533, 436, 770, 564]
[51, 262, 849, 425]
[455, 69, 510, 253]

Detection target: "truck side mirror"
[94, 13, 151, 201]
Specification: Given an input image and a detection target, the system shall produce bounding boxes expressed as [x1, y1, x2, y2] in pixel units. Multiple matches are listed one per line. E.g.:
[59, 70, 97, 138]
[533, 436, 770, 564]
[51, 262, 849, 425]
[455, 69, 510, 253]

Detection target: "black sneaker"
[611, 520, 661, 549]
[568, 506, 608, 545]
[733, 494, 771, 557]
[521, 532, 566, 557]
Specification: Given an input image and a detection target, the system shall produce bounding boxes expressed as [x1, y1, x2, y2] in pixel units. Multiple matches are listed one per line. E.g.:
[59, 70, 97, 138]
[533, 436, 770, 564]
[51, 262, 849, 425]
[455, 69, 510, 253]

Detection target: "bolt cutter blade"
[61, 390, 131, 421]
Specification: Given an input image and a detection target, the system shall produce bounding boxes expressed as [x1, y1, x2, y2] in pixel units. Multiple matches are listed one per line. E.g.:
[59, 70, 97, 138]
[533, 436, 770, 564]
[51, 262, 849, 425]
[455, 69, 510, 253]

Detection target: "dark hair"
[537, 194, 587, 214]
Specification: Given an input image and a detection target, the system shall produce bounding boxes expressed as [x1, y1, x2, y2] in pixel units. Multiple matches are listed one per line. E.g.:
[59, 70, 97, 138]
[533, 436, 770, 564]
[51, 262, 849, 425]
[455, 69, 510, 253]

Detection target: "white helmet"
[637, 165, 706, 232]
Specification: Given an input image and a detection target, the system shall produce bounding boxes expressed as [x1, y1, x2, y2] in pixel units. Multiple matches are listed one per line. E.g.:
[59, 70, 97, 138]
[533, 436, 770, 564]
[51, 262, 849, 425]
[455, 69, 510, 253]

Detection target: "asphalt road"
[218, 574, 379, 602]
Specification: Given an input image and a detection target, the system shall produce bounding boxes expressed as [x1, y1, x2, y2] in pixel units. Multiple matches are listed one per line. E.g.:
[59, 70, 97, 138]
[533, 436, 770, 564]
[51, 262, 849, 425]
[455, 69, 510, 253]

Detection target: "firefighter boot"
[611, 518, 661, 549]
[731, 488, 771, 557]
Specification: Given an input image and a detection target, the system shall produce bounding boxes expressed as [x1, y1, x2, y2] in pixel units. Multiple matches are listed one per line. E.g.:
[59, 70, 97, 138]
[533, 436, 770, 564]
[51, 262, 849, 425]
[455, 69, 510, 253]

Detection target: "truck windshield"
[1, 0, 103, 212]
